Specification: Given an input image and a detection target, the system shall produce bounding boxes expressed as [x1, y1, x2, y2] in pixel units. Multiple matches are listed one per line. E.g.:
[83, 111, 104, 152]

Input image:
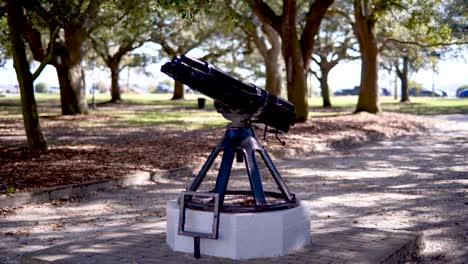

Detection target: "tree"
[250, 22, 283, 96]
[394, 51, 411, 102]
[0, 15, 8, 68]
[246, 0, 335, 122]
[224, 2, 284, 96]
[381, 47, 441, 103]
[90, 2, 150, 103]
[310, 12, 358, 107]
[22, 0, 147, 114]
[377, 0, 465, 103]
[150, 7, 226, 100]
[330, 0, 463, 113]
[5, 0, 48, 151]
[351, 0, 382, 113]
[21, 1, 110, 115]
[442, 0, 467, 40]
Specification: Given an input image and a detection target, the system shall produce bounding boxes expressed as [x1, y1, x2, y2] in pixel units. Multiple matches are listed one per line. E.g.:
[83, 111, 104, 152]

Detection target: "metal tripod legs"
[186, 126, 297, 212]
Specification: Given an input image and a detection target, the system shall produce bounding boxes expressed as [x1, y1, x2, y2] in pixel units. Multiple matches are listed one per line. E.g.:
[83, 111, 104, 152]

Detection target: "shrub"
[92, 81, 108, 93]
[148, 84, 158, 93]
[35, 82, 48, 93]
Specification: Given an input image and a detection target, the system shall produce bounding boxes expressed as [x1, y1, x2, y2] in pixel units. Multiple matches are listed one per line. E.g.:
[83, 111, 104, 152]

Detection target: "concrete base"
[166, 199, 311, 259]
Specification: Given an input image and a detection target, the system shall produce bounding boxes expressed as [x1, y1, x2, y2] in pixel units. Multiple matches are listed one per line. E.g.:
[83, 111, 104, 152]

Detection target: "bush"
[35, 82, 48, 93]
[92, 81, 108, 93]
[148, 84, 158, 93]
[408, 80, 423, 92]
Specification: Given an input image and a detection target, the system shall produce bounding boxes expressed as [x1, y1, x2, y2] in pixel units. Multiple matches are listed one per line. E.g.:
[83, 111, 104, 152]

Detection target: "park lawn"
[93, 94, 227, 129]
[0, 93, 227, 130]
[381, 97, 468, 115]
[309, 96, 468, 115]
[1, 94, 467, 126]
[1, 94, 467, 130]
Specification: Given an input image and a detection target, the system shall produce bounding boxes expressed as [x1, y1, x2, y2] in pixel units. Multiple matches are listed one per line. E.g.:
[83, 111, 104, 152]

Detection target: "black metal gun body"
[161, 55, 295, 133]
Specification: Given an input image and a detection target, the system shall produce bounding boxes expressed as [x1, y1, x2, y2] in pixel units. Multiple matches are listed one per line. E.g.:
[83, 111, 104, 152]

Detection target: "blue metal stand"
[185, 124, 297, 212]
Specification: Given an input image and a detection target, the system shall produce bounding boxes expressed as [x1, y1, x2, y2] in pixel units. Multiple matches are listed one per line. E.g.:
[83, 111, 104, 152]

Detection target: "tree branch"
[82, 0, 106, 27]
[199, 41, 243, 61]
[175, 30, 215, 55]
[380, 38, 468, 52]
[249, 26, 269, 58]
[300, 0, 334, 67]
[308, 68, 320, 81]
[32, 27, 59, 81]
[90, 36, 110, 64]
[393, 60, 403, 79]
[22, 19, 46, 62]
[327, 8, 354, 26]
[371, 0, 406, 18]
[262, 23, 280, 50]
[311, 55, 321, 65]
[245, 0, 281, 32]
[159, 41, 177, 56]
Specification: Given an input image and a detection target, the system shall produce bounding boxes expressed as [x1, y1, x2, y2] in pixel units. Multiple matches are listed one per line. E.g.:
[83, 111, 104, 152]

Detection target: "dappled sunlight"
[1, 92, 467, 262]
[0, 184, 177, 262]
[387, 183, 420, 189]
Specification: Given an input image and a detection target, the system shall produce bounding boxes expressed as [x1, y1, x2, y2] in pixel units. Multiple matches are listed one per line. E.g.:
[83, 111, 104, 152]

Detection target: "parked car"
[380, 88, 391, 96]
[334, 86, 390, 96]
[458, 89, 468, 98]
[334, 86, 360, 96]
[437, 89, 447, 97]
[156, 83, 173, 93]
[0, 85, 19, 94]
[48, 86, 60, 94]
[409, 88, 446, 97]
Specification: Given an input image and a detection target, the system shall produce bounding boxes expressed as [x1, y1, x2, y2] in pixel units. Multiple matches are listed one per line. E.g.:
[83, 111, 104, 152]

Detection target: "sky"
[1, 45, 467, 97]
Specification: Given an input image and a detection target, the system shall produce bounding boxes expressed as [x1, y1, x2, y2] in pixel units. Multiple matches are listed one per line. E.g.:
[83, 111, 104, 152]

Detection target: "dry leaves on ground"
[0, 112, 434, 193]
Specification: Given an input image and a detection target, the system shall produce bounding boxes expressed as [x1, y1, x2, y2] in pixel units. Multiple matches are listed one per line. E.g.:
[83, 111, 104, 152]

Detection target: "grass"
[103, 109, 227, 129]
[0, 93, 225, 130]
[1, 93, 467, 130]
[309, 96, 468, 115]
[381, 97, 468, 115]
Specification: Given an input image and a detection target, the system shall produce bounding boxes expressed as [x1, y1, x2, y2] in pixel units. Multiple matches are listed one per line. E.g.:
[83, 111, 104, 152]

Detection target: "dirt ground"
[1, 110, 467, 263]
[1, 110, 429, 193]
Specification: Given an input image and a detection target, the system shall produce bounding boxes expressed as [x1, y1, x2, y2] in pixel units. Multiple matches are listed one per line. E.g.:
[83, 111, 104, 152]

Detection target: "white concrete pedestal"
[166, 199, 310, 259]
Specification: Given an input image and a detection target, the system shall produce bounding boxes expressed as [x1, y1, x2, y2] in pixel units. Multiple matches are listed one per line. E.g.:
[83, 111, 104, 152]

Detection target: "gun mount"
[161, 55, 302, 258]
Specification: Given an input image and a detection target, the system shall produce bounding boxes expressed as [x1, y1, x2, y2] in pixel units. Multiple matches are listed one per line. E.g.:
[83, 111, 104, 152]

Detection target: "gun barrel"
[161, 55, 265, 112]
[161, 55, 295, 133]
[179, 56, 210, 73]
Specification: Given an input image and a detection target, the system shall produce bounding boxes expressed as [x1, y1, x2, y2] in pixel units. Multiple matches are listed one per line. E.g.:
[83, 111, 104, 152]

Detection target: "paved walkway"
[19, 222, 420, 264]
[1, 116, 467, 264]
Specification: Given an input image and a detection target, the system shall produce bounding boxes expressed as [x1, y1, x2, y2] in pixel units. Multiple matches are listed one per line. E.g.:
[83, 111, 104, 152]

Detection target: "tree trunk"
[265, 49, 282, 96]
[171, 81, 185, 100]
[399, 56, 410, 103]
[283, 45, 308, 122]
[56, 62, 89, 115]
[281, 4, 308, 122]
[6, 0, 47, 151]
[52, 23, 89, 115]
[353, 0, 382, 113]
[319, 68, 331, 107]
[109, 63, 122, 103]
[261, 24, 282, 96]
[249, 0, 333, 122]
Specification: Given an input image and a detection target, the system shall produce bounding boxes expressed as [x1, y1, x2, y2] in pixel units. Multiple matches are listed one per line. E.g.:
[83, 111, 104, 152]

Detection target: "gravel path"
[0, 117, 466, 264]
